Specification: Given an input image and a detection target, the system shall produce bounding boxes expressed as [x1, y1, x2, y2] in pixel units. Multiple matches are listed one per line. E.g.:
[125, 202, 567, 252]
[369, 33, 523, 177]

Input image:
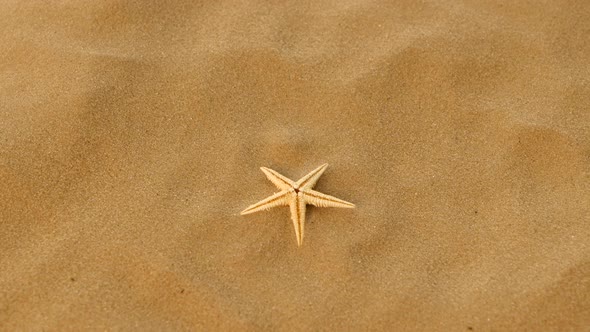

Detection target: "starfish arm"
[296, 163, 329, 189]
[289, 192, 307, 247]
[260, 167, 295, 190]
[241, 190, 290, 215]
[302, 189, 355, 209]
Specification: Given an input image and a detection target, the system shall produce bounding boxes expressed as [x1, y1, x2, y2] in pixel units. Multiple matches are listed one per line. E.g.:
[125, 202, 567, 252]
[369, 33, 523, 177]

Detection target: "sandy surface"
[1, 1, 589, 330]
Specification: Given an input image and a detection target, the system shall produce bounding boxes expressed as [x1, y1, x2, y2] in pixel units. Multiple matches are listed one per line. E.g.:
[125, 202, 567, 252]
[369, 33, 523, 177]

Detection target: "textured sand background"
[1, 1, 589, 330]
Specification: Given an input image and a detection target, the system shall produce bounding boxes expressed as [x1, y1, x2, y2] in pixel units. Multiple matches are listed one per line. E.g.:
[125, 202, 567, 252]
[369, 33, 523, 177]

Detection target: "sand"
[1, 1, 589, 330]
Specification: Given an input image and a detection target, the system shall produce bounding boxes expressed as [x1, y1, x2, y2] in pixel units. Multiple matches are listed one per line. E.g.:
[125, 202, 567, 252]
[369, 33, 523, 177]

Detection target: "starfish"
[241, 164, 355, 246]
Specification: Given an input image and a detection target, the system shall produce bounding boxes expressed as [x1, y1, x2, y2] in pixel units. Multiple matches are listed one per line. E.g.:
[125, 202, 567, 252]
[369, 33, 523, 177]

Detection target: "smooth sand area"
[1, 1, 589, 330]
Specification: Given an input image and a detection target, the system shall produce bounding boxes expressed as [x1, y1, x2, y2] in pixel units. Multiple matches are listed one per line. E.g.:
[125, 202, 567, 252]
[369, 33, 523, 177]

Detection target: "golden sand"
[1, 1, 589, 330]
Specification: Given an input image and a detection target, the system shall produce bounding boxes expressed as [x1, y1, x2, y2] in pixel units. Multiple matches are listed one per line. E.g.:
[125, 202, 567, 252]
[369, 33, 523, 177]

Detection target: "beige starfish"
[241, 164, 355, 246]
